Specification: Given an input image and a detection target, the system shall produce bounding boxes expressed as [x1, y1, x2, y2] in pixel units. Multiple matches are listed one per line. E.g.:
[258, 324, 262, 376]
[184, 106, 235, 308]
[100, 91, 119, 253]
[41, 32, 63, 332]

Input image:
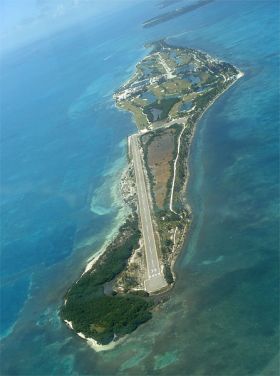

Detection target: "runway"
[130, 135, 167, 293]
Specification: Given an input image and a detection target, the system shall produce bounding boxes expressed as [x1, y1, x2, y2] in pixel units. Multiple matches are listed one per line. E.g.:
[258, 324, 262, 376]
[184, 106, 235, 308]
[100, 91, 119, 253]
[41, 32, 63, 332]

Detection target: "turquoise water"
[1, 0, 279, 375]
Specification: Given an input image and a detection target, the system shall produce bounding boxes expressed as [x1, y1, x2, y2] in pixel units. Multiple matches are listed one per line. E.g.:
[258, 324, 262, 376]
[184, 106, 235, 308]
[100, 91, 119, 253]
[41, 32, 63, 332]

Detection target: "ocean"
[0, 0, 279, 375]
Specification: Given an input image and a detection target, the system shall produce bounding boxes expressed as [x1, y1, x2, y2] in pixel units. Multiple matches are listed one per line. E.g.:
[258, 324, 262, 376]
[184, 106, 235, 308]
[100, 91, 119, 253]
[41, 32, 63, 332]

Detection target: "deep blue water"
[1, 1, 279, 375]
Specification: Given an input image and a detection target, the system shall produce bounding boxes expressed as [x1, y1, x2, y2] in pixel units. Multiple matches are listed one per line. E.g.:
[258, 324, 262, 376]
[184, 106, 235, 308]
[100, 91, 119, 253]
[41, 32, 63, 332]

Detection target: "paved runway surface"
[130, 135, 167, 293]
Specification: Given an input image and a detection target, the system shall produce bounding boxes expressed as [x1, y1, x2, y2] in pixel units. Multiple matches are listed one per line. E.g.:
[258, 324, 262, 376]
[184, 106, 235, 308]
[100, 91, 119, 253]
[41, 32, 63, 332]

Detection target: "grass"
[119, 101, 150, 129]
[161, 78, 190, 95]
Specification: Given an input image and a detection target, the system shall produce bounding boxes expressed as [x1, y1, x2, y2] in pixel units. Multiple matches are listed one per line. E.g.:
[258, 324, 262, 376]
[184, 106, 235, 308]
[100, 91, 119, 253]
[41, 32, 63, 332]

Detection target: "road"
[156, 52, 175, 80]
[130, 135, 168, 293]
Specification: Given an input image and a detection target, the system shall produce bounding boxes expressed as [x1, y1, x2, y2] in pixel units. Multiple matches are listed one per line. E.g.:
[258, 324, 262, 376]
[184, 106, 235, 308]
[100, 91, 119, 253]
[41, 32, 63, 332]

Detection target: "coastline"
[184, 69, 244, 195]
[64, 319, 125, 352]
[83, 153, 133, 276]
[62, 43, 244, 351]
[183, 69, 244, 201]
[164, 69, 244, 282]
[94, 70, 244, 349]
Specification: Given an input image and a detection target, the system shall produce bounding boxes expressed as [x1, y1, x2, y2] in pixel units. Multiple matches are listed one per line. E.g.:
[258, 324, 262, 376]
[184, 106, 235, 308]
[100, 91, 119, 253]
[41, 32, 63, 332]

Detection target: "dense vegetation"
[163, 264, 174, 284]
[61, 215, 153, 345]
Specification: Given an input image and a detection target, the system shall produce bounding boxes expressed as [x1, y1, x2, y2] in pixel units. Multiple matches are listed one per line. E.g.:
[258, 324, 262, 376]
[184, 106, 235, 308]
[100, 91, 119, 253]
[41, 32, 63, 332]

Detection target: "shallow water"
[1, 0, 279, 375]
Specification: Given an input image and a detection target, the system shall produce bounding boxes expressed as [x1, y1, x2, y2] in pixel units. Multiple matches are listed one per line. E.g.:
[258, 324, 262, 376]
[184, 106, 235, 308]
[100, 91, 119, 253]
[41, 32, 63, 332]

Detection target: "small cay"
[61, 40, 243, 349]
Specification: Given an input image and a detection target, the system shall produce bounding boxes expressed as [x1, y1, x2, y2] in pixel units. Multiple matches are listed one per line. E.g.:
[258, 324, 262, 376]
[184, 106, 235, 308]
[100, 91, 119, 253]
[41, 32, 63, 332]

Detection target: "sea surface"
[0, 1, 279, 375]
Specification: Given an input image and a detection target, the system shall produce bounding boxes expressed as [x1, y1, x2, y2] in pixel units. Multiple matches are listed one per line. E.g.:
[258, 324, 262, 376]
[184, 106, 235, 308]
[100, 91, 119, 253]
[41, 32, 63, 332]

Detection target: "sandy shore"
[64, 319, 122, 352]
[82, 248, 105, 275]
[81, 208, 130, 277]
[86, 336, 123, 352]
[64, 320, 74, 330]
[83, 156, 132, 276]
[63, 149, 135, 351]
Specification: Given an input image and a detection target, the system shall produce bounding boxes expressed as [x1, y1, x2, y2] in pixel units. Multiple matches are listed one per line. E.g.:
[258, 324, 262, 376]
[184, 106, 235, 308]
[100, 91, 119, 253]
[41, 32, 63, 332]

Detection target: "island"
[143, 0, 215, 28]
[61, 40, 243, 349]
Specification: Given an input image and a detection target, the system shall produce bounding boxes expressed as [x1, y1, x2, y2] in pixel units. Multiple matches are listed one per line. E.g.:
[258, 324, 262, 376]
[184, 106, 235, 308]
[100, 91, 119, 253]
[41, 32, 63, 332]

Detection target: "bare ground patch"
[146, 128, 176, 208]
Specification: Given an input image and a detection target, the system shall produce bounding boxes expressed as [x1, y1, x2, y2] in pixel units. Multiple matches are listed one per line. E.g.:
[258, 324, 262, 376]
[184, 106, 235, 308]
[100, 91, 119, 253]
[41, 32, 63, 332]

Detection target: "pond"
[141, 91, 156, 103]
[141, 65, 154, 77]
[150, 108, 162, 121]
[180, 101, 193, 112]
[195, 86, 205, 93]
[184, 74, 201, 84]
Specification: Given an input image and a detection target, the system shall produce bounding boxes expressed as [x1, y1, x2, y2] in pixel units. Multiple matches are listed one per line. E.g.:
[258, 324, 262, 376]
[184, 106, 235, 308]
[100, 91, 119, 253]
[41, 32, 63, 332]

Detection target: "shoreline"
[64, 319, 126, 352]
[66, 69, 244, 352]
[62, 43, 244, 351]
[83, 153, 133, 276]
[182, 69, 245, 203]
[168, 69, 244, 277]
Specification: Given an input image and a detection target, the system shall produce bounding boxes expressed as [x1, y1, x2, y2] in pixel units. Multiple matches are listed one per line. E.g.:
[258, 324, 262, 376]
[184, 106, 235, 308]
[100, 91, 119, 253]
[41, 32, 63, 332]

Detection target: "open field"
[142, 127, 176, 209]
[119, 100, 150, 129]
